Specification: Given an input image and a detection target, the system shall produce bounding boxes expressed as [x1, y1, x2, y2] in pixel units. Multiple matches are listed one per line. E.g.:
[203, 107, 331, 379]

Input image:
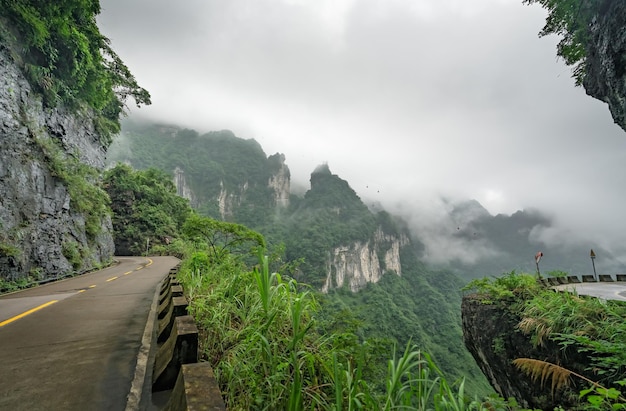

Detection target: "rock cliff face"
[172, 154, 291, 220]
[583, 0, 626, 132]
[267, 153, 290, 208]
[0, 44, 114, 280]
[322, 228, 409, 292]
[462, 295, 594, 410]
[173, 167, 197, 207]
[217, 180, 247, 220]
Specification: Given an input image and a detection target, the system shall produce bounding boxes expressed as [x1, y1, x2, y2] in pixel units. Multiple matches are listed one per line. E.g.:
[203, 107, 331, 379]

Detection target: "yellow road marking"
[78, 289, 86, 293]
[106, 276, 118, 282]
[146, 258, 153, 267]
[135, 267, 143, 270]
[124, 271, 133, 276]
[89, 285, 96, 288]
[0, 300, 59, 327]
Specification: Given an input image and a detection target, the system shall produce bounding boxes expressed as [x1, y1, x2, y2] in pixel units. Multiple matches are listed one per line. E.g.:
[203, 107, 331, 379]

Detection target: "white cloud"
[98, 0, 626, 259]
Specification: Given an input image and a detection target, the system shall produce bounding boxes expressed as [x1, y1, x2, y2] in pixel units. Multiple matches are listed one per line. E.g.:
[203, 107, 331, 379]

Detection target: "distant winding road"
[0, 256, 179, 411]
[553, 281, 626, 302]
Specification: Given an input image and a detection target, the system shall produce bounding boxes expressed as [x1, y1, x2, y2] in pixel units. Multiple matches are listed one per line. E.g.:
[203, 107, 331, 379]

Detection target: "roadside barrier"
[540, 274, 626, 286]
[151, 264, 226, 410]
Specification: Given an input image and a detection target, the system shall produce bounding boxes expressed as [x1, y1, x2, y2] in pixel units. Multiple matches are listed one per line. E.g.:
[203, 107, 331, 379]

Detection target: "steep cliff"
[0, 43, 114, 279]
[583, 0, 626, 132]
[267, 153, 290, 209]
[322, 227, 409, 292]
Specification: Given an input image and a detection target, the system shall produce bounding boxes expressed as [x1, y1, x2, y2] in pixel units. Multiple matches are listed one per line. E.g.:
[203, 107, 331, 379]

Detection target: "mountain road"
[553, 281, 626, 302]
[0, 256, 179, 411]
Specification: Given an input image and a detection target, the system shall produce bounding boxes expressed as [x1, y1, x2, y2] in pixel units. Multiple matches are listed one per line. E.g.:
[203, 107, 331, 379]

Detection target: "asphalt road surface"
[0, 256, 179, 411]
[553, 281, 626, 302]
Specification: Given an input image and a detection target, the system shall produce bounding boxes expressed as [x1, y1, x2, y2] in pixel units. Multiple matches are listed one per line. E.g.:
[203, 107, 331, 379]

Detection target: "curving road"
[0, 256, 179, 411]
[553, 281, 626, 302]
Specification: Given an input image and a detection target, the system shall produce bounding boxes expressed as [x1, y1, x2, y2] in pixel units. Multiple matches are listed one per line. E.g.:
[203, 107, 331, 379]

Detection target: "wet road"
[0, 256, 179, 411]
[553, 281, 626, 302]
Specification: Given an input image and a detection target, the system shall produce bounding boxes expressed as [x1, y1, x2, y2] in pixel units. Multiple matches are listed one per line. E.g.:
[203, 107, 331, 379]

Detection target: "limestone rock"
[322, 227, 409, 292]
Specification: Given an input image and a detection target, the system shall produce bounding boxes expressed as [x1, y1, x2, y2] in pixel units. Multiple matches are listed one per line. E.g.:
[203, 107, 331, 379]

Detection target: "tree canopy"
[0, 0, 150, 141]
[103, 164, 191, 255]
[524, 0, 598, 85]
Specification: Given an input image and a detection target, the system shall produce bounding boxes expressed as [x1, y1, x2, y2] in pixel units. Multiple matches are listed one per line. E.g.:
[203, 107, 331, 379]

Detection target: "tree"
[182, 214, 265, 260]
[523, 0, 598, 85]
[103, 164, 191, 255]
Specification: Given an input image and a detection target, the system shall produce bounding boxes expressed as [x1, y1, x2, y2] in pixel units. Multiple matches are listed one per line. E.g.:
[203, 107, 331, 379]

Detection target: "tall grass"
[178, 249, 508, 410]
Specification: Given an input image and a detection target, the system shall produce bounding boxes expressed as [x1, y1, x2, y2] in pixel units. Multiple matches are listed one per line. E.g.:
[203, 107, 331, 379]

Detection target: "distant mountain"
[433, 199, 621, 279]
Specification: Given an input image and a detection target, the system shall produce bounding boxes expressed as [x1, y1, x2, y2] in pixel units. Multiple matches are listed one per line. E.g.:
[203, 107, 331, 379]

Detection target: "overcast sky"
[97, 0, 626, 261]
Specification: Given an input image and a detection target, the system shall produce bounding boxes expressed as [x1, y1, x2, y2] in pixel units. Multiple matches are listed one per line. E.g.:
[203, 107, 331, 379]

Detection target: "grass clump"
[463, 270, 541, 304]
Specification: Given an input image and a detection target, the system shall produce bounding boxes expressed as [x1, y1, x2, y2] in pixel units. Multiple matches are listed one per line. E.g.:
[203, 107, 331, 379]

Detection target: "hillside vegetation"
[464, 272, 626, 409]
[107, 119, 493, 394]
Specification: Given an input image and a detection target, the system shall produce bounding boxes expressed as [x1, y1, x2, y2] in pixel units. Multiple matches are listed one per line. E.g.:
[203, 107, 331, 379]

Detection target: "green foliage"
[0, 276, 31, 293]
[579, 380, 626, 410]
[523, 0, 599, 85]
[36, 136, 110, 238]
[182, 214, 265, 260]
[0, 0, 150, 143]
[177, 247, 508, 410]
[463, 271, 541, 304]
[103, 163, 192, 255]
[520, 290, 626, 384]
[321, 249, 492, 397]
[0, 242, 21, 258]
[108, 125, 275, 226]
[62, 241, 82, 270]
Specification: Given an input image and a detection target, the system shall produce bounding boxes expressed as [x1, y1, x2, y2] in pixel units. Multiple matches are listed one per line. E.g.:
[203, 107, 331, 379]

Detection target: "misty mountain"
[431, 199, 621, 279]
[108, 118, 623, 283]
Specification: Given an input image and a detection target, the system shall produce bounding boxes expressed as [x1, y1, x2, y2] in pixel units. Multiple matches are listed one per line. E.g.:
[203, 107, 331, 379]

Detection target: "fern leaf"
[512, 358, 572, 397]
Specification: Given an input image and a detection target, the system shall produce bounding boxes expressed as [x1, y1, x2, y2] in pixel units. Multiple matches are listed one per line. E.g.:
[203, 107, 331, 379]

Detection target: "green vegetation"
[182, 214, 265, 261]
[465, 271, 626, 409]
[36, 136, 109, 238]
[176, 241, 505, 410]
[62, 241, 83, 270]
[322, 248, 492, 396]
[103, 163, 192, 255]
[523, 0, 598, 85]
[107, 121, 491, 394]
[0, 242, 21, 258]
[0, 0, 150, 142]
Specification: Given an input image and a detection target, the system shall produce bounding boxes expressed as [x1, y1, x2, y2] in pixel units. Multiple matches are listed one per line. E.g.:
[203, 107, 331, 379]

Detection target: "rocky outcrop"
[217, 180, 248, 220]
[0, 43, 114, 280]
[583, 0, 626, 132]
[461, 295, 595, 410]
[267, 153, 290, 208]
[173, 167, 197, 207]
[322, 228, 409, 292]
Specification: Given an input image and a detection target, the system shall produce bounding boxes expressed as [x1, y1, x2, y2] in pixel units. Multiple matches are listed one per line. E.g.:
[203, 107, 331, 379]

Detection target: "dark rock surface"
[583, 0, 626, 133]
[0, 42, 114, 280]
[461, 295, 594, 410]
